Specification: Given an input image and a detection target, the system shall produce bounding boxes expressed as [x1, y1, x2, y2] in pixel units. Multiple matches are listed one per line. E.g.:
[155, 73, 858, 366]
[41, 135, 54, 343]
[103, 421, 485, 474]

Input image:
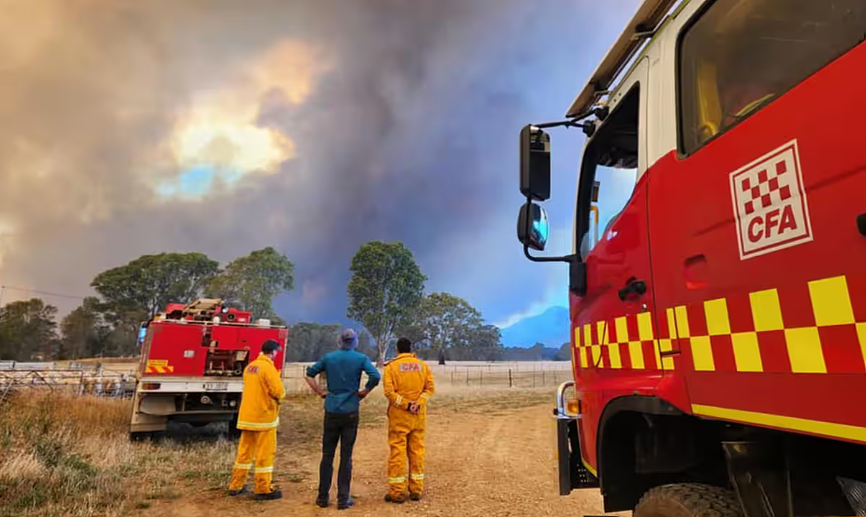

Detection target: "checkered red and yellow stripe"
[145, 365, 175, 374]
[574, 274, 866, 375]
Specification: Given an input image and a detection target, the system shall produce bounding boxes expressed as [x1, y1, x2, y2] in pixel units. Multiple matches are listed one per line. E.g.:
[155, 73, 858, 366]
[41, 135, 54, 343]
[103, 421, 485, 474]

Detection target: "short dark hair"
[261, 339, 281, 354]
[396, 338, 412, 354]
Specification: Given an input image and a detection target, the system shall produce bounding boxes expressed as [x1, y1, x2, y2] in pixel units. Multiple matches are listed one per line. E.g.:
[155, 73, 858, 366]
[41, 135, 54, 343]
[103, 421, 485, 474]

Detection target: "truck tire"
[634, 484, 742, 517]
[129, 431, 154, 442]
[227, 414, 242, 440]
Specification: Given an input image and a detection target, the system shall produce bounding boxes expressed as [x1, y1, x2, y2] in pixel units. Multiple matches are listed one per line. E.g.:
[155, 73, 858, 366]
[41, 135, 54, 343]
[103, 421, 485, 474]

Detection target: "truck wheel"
[129, 431, 154, 442]
[227, 414, 242, 440]
[634, 484, 742, 517]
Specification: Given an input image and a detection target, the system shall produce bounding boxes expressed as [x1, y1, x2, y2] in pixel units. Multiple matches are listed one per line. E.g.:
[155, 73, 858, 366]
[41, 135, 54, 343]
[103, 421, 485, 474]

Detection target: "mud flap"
[556, 417, 599, 495]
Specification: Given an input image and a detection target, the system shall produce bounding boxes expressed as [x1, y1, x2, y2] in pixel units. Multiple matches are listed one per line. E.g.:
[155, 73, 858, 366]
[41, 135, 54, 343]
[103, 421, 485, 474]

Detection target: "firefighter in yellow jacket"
[383, 338, 435, 503]
[227, 339, 285, 500]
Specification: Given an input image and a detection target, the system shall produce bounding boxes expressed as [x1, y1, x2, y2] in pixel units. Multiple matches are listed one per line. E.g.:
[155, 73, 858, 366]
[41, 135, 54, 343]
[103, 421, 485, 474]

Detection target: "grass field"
[0, 382, 601, 517]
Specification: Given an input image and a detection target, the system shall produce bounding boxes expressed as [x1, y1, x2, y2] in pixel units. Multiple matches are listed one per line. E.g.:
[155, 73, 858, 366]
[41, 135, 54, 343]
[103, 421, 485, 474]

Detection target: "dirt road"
[141, 402, 605, 517]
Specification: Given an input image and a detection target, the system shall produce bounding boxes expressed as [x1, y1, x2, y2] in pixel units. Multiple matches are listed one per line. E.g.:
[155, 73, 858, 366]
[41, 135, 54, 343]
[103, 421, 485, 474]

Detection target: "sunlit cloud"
[160, 40, 330, 198]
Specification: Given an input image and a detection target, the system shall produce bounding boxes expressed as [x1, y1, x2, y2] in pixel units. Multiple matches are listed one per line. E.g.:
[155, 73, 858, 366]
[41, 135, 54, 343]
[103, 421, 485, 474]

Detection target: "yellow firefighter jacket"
[237, 354, 286, 431]
[383, 353, 435, 414]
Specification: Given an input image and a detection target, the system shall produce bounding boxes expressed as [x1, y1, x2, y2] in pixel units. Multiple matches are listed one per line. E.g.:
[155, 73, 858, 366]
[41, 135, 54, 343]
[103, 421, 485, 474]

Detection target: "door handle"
[618, 278, 647, 302]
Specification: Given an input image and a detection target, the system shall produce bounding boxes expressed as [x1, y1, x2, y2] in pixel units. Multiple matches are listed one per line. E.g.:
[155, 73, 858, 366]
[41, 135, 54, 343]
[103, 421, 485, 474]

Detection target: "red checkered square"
[776, 161, 787, 175]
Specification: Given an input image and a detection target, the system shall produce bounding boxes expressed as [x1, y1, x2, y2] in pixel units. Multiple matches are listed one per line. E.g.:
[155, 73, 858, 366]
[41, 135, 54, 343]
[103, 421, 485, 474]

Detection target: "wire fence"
[0, 361, 135, 403]
[281, 361, 574, 392]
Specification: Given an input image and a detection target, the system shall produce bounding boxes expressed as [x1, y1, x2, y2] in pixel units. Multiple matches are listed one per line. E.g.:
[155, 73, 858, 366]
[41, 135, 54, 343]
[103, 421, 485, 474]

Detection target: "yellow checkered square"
[597, 321, 609, 344]
[666, 308, 677, 339]
[615, 317, 629, 344]
[674, 306, 690, 338]
[731, 332, 763, 372]
[784, 327, 826, 373]
[579, 346, 589, 368]
[628, 342, 645, 369]
[690, 336, 715, 371]
[750, 288, 784, 331]
[590, 344, 601, 366]
[808, 276, 855, 327]
[704, 298, 731, 336]
[573, 326, 580, 349]
[584, 325, 592, 348]
[607, 343, 622, 369]
[637, 312, 654, 341]
[659, 338, 675, 370]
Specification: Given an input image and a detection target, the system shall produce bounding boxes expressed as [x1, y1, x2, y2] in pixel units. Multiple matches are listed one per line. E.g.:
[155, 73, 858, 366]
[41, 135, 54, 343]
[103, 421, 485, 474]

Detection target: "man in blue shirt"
[305, 328, 380, 510]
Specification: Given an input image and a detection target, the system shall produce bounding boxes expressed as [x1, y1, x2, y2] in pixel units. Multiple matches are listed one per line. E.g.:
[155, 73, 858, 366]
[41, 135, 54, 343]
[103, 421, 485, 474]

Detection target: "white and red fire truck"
[129, 298, 287, 439]
[518, 0, 866, 516]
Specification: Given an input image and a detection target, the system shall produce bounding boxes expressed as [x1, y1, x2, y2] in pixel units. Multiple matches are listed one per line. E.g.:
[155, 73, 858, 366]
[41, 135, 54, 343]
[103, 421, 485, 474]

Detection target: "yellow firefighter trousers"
[228, 428, 277, 494]
[387, 407, 426, 498]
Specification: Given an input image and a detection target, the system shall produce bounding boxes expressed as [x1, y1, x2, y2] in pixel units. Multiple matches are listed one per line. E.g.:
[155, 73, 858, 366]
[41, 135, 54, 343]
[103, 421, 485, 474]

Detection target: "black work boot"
[337, 496, 355, 510]
[253, 488, 282, 501]
[410, 492, 422, 501]
[384, 493, 406, 504]
[315, 495, 330, 508]
[227, 485, 248, 497]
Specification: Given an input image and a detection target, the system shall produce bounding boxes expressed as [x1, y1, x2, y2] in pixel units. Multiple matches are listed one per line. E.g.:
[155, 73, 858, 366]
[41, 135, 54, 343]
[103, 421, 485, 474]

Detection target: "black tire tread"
[635, 483, 742, 517]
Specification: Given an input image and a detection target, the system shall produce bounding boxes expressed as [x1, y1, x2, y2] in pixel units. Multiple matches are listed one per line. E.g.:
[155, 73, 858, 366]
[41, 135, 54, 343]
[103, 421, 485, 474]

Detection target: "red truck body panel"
[139, 320, 287, 377]
[572, 39, 866, 473]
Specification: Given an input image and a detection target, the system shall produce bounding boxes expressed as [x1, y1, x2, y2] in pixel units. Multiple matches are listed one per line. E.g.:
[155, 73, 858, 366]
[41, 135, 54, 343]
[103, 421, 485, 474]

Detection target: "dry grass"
[0, 386, 557, 517]
[0, 393, 236, 517]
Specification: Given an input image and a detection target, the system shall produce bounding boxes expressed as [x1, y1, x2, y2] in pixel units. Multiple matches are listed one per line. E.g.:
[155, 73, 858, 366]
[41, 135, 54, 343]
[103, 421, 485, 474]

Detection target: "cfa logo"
[729, 140, 813, 260]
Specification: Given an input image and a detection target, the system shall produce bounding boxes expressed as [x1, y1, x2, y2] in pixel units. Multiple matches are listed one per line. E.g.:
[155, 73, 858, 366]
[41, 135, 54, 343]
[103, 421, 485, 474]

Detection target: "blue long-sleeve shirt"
[306, 349, 381, 414]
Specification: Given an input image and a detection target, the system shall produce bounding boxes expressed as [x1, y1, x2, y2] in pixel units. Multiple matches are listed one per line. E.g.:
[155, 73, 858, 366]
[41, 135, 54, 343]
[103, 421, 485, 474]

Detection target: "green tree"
[554, 342, 572, 361]
[285, 322, 341, 362]
[347, 241, 426, 366]
[206, 247, 294, 319]
[0, 298, 59, 361]
[58, 297, 110, 359]
[397, 292, 503, 361]
[91, 252, 219, 316]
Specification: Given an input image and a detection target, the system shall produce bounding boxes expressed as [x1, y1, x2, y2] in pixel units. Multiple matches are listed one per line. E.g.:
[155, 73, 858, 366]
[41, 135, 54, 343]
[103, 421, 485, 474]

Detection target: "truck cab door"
[571, 58, 663, 472]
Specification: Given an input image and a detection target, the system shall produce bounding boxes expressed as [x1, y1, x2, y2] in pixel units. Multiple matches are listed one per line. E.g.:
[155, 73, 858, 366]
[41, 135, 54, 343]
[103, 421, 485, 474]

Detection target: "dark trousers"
[317, 412, 359, 503]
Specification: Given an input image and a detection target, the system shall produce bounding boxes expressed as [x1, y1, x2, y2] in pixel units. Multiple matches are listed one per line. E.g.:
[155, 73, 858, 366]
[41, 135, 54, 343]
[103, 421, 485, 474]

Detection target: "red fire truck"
[518, 1, 866, 516]
[129, 298, 288, 440]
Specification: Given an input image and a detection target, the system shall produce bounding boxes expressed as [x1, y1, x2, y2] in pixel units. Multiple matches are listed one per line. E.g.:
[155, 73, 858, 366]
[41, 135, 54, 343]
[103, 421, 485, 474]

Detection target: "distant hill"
[500, 306, 570, 348]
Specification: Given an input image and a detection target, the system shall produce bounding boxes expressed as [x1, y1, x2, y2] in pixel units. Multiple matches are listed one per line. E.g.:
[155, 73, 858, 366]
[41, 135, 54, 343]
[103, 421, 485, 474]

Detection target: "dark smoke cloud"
[0, 0, 639, 326]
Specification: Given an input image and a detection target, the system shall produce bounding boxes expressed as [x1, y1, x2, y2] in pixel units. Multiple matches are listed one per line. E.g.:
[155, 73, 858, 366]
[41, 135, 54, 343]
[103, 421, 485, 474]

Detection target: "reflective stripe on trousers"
[228, 428, 278, 495]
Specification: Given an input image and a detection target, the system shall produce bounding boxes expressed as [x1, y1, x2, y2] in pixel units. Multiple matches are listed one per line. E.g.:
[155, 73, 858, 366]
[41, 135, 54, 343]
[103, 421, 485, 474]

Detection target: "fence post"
[508, 369, 513, 388]
[542, 369, 546, 386]
[480, 369, 483, 387]
[466, 369, 469, 386]
[451, 371, 454, 385]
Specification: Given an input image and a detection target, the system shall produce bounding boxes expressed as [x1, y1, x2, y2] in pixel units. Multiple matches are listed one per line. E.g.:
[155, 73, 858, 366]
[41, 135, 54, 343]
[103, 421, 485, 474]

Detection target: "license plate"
[204, 383, 228, 391]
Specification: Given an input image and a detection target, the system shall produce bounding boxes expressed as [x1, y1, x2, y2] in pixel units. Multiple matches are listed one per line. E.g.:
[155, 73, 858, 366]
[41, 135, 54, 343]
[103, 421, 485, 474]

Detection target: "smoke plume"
[0, 0, 639, 325]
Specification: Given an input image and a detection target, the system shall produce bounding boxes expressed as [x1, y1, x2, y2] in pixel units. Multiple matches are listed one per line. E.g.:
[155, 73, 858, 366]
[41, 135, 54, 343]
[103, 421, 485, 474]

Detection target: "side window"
[578, 86, 640, 259]
[679, 0, 866, 155]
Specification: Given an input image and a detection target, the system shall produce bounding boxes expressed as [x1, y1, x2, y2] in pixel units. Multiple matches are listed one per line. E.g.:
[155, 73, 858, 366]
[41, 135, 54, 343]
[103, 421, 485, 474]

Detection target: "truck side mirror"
[520, 125, 551, 201]
[517, 202, 550, 251]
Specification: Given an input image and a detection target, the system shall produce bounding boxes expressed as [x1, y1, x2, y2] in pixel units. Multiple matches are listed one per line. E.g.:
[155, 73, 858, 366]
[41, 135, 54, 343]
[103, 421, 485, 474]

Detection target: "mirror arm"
[523, 244, 578, 264]
[532, 107, 603, 131]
